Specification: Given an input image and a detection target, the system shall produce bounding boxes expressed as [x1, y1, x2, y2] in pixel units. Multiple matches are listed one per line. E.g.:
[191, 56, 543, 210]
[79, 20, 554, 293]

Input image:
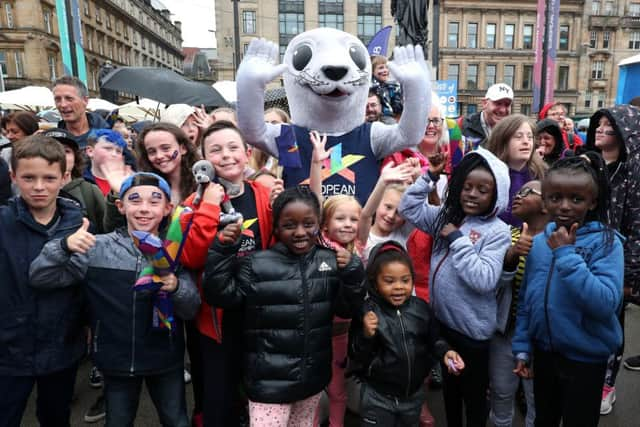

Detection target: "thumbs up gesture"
[547, 222, 578, 249]
[512, 222, 534, 257]
[66, 218, 96, 254]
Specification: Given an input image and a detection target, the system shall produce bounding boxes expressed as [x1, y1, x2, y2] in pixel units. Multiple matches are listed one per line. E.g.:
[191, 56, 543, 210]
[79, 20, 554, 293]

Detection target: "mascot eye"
[292, 44, 313, 71]
[349, 45, 367, 70]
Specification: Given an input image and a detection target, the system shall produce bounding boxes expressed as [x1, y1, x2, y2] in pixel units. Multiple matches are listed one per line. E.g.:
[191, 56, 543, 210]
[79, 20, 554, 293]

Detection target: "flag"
[367, 26, 393, 57]
[276, 125, 302, 168]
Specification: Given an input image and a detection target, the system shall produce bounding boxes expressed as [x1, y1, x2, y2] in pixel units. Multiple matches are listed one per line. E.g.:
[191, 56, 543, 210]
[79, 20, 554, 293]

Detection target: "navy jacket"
[0, 197, 86, 376]
[30, 229, 200, 377]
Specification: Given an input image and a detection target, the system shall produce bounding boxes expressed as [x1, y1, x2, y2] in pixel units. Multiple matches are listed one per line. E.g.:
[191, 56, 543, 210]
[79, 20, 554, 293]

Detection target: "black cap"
[42, 128, 79, 150]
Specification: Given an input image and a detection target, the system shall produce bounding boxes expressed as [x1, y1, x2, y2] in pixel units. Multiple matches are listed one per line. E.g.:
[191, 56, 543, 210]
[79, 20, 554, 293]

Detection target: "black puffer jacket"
[585, 105, 640, 293]
[203, 240, 365, 404]
[349, 243, 450, 398]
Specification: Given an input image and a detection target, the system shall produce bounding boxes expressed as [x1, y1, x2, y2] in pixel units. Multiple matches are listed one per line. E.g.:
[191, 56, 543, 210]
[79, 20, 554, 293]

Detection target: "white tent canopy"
[0, 86, 54, 111]
[87, 98, 118, 112]
[117, 97, 166, 122]
[212, 80, 237, 104]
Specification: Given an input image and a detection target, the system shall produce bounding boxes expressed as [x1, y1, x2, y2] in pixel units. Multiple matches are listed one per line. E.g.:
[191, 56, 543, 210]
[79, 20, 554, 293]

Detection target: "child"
[84, 129, 128, 196]
[512, 153, 624, 427]
[0, 136, 85, 426]
[30, 172, 200, 427]
[370, 55, 403, 118]
[179, 120, 273, 427]
[203, 186, 365, 427]
[399, 147, 512, 426]
[349, 240, 464, 426]
[486, 114, 546, 227]
[490, 180, 549, 427]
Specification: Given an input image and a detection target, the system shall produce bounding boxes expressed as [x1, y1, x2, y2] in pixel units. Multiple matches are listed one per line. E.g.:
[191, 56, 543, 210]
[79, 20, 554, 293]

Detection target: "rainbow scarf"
[131, 205, 193, 331]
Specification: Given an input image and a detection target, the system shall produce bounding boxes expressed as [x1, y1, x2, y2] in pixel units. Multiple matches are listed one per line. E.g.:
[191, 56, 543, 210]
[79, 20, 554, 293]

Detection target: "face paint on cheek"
[169, 150, 179, 160]
[151, 191, 163, 200]
[127, 192, 141, 201]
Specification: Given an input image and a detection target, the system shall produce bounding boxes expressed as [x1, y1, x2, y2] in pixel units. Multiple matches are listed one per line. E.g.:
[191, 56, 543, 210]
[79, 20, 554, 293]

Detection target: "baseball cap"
[160, 104, 196, 128]
[42, 128, 79, 150]
[119, 172, 171, 201]
[485, 83, 514, 101]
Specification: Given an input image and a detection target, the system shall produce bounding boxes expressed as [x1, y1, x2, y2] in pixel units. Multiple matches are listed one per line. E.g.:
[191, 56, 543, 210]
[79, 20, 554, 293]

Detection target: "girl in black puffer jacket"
[203, 186, 365, 426]
[349, 240, 464, 426]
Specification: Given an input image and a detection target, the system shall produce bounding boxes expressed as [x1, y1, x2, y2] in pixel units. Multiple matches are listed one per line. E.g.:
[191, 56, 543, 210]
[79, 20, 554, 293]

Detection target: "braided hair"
[546, 151, 614, 246]
[433, 153, 496, 250]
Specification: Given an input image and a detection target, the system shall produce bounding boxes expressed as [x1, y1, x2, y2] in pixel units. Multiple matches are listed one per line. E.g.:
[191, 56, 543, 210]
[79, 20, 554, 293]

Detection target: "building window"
[84, 0, 90, 16]
[95, 6, 101, 23]
[115, 20, 121, 34]
[631, 3, 640, 16]
[592, 60, 604, 79]
[486, 23, 496, 48]
[4, 3, 13, 28]
[243, 10, 256, 34]
[106, 14, 112, 29]
[630, 32, 640, 49]
[603, 31, 610, 48]
[590, 31, 597, 48]
[604, 1, 615, 15]
[486, 64, 496, 87]
[319, 13, 344, 30]
[0, 51, 7, 77]
[48, 54, 57, 81]
[558, 65, 569, 90]
[43, 9, 52, 33]
[504, 24, 515, 49]
[592, 0, 601, 14]
[448, 22, 459, 48]
[559, 25, 569, 50]
[521, 104, 531, 115]
[522, 65, 533, 90]
[85, 27, 93, 50]
[280, 13, 305, 35]
[504, 65, 515, 88]
[448, 63, 459, 86]
[467, 64, 478, 89]
[357, 14, 381, 45]
[598, 93, 605, 108]
[467, 23, 478, 49]
[584, 91, 592, 108]
[523, 24, 533, 49]
[98, 35, 104, 55]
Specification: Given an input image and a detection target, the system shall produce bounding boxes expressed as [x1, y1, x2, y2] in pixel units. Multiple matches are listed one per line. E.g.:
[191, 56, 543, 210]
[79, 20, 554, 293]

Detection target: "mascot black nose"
[322, 66, 348, 81]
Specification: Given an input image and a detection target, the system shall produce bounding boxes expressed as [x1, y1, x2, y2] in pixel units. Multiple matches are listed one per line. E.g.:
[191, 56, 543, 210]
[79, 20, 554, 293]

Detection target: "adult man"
[365, 90, 396, 125]
[54, 76, 110, 149]
[460, 83, 513, 145]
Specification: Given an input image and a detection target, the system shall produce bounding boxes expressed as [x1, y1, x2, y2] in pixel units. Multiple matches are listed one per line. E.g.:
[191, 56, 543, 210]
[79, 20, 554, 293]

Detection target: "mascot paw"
[387, 45, 429, 86]
[236, 38, 288, 87]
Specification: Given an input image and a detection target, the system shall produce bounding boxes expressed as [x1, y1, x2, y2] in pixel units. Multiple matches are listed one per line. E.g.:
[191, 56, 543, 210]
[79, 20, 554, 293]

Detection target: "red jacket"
[180, 180, 273, 342]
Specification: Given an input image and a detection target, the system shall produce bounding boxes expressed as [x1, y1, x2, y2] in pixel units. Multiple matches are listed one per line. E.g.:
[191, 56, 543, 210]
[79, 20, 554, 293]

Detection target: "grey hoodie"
[399, 147, 511, 340]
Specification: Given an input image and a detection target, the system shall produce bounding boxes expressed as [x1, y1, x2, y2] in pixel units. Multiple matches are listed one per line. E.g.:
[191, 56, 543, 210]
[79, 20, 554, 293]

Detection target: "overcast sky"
[162, 0, 217, 48]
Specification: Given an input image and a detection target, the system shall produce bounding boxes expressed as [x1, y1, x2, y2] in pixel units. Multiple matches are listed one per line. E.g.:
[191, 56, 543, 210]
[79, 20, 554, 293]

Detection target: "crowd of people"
[0, 61, 639, 427]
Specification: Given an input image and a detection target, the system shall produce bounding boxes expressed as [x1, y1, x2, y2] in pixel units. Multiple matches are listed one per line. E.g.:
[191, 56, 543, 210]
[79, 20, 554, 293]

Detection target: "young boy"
[0, 135, 86, 426]
[84, 129, 128, 196]
[30, 172, 200, 427]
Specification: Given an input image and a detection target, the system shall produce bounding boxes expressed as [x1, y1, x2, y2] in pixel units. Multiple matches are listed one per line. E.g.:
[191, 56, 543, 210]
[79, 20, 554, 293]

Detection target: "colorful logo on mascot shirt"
[301, 143, 364, 189]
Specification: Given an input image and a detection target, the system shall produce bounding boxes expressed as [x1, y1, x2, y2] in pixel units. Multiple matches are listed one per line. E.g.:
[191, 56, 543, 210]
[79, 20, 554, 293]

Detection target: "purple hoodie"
[499, 167, 532, 228]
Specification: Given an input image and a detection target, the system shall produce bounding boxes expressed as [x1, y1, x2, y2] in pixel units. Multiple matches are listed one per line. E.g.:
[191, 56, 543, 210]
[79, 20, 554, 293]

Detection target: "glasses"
[427, 118, 444, 127]
[595, 129, 616, 136]
[515, 187, 542, 199]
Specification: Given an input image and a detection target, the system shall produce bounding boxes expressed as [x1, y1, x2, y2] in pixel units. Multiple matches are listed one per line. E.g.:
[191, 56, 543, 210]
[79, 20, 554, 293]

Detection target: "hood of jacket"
[57, 111, 110, 132]
[538, 102, 557, 120]
[536, 118, 565, 161]
[466, 147, 510, 218]
[586, 105, 640, 163]
[363, 240, 414, 310]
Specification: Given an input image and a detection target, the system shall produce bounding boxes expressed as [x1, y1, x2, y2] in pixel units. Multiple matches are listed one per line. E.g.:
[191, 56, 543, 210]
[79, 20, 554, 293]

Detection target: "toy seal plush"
[237, 28, 431, 205]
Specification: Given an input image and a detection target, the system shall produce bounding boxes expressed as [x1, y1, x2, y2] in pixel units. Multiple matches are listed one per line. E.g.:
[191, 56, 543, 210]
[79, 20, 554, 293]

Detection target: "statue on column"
[391, 0, 428, 48]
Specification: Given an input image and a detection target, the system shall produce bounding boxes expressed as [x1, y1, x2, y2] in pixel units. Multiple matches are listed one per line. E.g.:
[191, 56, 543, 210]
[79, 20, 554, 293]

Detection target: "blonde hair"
[371, 55, 388, 70]
[322, 195, 362, 253]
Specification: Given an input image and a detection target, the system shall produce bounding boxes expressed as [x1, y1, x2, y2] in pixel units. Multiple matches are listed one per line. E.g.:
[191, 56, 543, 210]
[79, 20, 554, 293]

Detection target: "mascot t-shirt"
[231, 185, 262, 257]
[283, 122, 379, 206]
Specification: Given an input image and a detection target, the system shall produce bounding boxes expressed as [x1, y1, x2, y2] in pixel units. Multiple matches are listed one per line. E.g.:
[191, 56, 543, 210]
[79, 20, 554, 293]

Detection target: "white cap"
[160, 104, 196, 127]
[485, 83, 514, 101]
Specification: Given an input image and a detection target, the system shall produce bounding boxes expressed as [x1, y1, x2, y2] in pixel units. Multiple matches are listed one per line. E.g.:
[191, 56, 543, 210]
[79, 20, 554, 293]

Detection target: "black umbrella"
[100, 67, 228, 107]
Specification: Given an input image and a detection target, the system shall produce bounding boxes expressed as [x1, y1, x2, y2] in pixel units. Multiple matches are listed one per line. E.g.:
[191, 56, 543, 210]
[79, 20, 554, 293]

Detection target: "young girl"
[349, 240, 464, 426]
[179, 120, 273, 427]
[512, 153, 624, 427]
[490, 180, 549, 427]
[486, 114, 546, 228]
[399, 147, 512, 427]
[203, 186, 365, 427]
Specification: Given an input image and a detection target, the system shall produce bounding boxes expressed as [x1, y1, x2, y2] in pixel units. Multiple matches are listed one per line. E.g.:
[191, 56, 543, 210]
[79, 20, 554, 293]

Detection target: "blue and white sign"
[434, 80, 458, 117]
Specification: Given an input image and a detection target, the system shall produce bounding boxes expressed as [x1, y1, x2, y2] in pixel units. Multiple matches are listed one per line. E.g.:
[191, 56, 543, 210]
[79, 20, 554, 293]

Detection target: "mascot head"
[283, 28, 371, 134]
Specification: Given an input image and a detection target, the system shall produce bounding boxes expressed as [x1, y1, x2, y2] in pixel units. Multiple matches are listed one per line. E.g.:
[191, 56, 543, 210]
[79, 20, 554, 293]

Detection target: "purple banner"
[544, 0, 560, 104]
[532, 0, 546, 112]
[367, 26, 392, 57]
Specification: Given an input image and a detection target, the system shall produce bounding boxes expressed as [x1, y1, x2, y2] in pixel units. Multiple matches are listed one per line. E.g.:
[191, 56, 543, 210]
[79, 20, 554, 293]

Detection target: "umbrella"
[37, 109, 61, 123]
[212, 80, 237, 104]
[118, 98, 166, 122]
[264, 86, 288, 113]
[101, 67, 228, 107]
[0, 86, 55, 111]
[88, 98, 118, 112]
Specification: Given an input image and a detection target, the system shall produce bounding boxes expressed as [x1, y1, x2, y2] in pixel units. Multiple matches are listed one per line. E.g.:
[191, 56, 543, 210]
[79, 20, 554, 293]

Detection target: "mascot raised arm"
[236, 28, 430, 205]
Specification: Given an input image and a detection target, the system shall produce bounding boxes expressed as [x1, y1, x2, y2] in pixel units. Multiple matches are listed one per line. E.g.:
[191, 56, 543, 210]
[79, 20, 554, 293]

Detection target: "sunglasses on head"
[515, 187, 542, 198]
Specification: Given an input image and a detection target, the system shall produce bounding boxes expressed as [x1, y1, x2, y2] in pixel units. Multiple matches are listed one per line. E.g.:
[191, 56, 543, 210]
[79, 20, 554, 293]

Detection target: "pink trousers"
[249, 393, 322, 427]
